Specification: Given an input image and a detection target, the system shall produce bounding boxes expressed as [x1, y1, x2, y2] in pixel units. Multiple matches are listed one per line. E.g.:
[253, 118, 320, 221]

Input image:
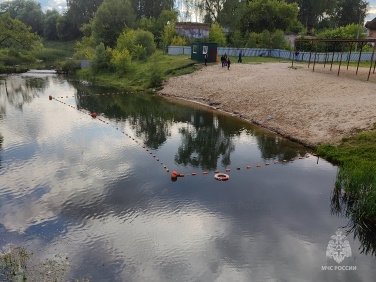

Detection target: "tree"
[92, 0, 136, 47]
[209, 22, 226, 46]
[239, 0, 300, 34]
[0, 13, 40, 50]
[43, 10, 61, 40]
[333, 0, 368, 27]
[0, 0, 44, 35]
[92, 42, 111, 71]
[286, 0, 337, 33]
[161, 21, 177, 50]
[132, 0, 174, 18]
[64, 0, 104, 38]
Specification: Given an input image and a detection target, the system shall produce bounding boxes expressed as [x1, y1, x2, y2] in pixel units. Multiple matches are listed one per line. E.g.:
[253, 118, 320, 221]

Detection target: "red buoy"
[90, 112, 97, 118]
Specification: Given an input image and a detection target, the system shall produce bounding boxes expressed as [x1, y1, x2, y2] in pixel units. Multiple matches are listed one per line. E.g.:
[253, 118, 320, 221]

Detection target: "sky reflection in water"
[0, 73, 375, 281]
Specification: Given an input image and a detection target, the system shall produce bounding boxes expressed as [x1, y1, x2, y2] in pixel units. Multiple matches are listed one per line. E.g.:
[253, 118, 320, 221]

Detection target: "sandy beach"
[159, 62, 376, 147]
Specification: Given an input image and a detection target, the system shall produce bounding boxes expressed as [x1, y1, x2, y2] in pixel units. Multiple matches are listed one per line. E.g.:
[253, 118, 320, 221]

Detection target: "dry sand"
[159, 62, 376, 147]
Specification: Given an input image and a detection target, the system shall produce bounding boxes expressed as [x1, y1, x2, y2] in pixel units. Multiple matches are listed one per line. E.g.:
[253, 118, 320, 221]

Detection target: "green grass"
[317, 129, 376, 221]
[78, 52, 197, 91]
[32, 40, 76, 69]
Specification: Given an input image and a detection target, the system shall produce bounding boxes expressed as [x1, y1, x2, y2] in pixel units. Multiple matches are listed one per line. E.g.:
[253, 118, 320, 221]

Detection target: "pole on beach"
[347, 42, 353, 70]
[356, 43, 364, 75]
[330, 49, 335, 71]
[312, 42, 318, 72]
[337, 49, 343, 76]
[308, 41, 313, 68]
[324, 44, 328, 68]
[367, 44, 376, 81]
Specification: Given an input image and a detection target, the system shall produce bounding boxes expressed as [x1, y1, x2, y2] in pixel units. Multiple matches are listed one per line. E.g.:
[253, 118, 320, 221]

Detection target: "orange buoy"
[171, 171, 178, 180]
[90, 112, 97, 118]
[214, 173, 230, 181]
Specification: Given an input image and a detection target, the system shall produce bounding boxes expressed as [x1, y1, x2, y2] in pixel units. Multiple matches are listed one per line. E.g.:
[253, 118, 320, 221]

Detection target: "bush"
[171, 36, 188, 46]
[209, 22, 226, 46]
[111, 49, 132, 74]
[149, 54, 163, 88]
[116, 29, 156, 60]
[58, 59, 81, 74]
[271, 30, 288, 49]
[92, 43, 111, 72]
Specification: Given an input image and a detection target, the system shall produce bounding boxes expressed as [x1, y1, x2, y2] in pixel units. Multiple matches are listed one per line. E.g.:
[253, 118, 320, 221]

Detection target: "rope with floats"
[50, 95, 316, 182]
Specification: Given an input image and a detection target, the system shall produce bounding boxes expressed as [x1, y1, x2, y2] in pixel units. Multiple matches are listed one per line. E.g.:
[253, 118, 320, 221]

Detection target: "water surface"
[0, 72, 375, 281]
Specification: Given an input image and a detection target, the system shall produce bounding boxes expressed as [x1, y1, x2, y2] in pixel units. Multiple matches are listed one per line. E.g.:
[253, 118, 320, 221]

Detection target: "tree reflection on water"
[75, 87, 309, 170]
[331, 168, 376, 256]
[0, 76, 48, 113]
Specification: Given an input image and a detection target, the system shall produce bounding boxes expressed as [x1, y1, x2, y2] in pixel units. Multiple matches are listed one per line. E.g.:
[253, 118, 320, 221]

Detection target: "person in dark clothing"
[238, 51, 242, 63]
[204, 53, 208, 66]
[227, 58, 231, 70]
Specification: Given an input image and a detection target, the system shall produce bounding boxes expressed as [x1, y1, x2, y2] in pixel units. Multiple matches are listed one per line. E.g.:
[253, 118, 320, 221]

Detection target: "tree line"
[0, 0, 370, 43]
[0, 0, 371, 73]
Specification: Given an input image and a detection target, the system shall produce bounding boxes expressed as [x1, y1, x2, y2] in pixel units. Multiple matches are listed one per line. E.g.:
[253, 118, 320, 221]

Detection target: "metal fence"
[168, 46, 375, 62]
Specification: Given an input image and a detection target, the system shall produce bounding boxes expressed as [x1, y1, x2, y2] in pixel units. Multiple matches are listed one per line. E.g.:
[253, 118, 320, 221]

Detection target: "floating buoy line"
[50, 93, 317, 182]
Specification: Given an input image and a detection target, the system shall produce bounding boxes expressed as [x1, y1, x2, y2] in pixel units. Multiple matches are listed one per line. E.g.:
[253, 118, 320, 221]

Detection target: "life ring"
[214, 173, 229, 181]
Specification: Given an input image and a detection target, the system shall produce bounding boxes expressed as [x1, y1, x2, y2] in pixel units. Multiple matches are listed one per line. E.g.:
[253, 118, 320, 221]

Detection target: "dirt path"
[159, 62, 376, 147]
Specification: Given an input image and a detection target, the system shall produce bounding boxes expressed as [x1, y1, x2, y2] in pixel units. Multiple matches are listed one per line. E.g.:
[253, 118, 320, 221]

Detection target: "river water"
[0, 72, 375, 281]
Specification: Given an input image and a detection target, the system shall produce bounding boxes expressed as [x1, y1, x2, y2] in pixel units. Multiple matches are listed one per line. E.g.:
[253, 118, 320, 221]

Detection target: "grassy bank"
[33, 40, 76, 69]
[77, 53, 197, 91]
[317, 128, 376, 221]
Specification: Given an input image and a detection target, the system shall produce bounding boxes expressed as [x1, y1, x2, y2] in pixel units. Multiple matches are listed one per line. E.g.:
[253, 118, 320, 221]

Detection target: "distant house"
[175, 22, 210, 39]
[365, 18, 376, 38]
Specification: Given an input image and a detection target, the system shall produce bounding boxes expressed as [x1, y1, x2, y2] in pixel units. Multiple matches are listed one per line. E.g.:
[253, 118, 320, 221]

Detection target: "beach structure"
[191, 42, 218, 63]
[293, 38, 376, 81]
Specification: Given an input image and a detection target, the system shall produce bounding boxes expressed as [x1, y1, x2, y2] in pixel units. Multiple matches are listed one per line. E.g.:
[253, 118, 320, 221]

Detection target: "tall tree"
[0, 0, 44, 35]
[333, 0, 368, 27]
[286, 0, 337, 32]
[92, 0, 136, 47]
[66, 0, 104, 28]
[43, 10, 61, 40]
[0, 13, 40, 49]
[132, 0, 174, 18]
[239, 0, 300, 34]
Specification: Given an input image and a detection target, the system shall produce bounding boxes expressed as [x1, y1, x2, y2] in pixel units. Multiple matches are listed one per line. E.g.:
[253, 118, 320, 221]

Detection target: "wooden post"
[347, 42, 353, 70]
[356, 43, 364, 75]
[367, 44, 376, 81]
[338, 52, 343, 76]
[330, 50, 335, 71]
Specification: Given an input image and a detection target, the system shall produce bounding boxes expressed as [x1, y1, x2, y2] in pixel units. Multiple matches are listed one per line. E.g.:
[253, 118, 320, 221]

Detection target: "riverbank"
[159, 62, 376, 147]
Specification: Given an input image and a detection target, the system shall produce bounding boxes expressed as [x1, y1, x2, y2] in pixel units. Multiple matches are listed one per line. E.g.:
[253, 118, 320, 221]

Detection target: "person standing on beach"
[227, 58, 231, 70]
[204, 53, 208, 66]
[238, 51, 242, 63]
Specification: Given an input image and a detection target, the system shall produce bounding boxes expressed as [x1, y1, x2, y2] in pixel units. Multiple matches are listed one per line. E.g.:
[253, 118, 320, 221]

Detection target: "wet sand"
[159, 62, 376, 147]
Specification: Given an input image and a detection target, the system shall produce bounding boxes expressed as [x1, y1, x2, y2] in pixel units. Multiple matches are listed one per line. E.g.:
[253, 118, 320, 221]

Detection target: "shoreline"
[159, 62, 376, 147]
[159, 92, 317, 149]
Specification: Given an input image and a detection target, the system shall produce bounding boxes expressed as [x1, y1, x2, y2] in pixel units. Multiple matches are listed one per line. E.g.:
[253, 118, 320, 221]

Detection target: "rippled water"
[0, 72, 375, 281]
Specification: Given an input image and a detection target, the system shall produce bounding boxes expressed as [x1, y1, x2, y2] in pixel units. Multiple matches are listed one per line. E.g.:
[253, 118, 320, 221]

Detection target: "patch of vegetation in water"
[0, 246, 70, 281]
[318, 128, 376, 221]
